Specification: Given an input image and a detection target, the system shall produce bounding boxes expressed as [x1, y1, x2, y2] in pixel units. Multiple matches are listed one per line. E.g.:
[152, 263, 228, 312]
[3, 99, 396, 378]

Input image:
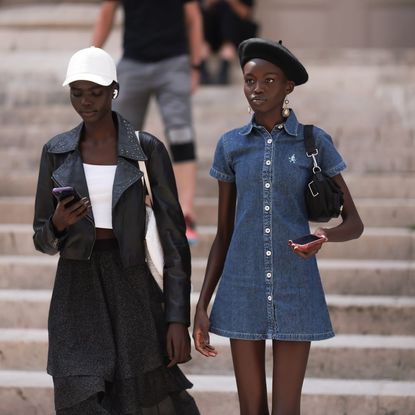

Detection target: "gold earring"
[282, 99, 290, 118]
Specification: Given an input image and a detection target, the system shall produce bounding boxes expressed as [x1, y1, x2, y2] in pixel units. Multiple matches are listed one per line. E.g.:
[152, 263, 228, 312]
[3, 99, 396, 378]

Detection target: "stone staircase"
[0, 3, 415, 414]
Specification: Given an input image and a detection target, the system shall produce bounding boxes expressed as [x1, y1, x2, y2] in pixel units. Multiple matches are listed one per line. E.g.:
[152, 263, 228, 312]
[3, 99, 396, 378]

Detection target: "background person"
[33, 46, 200, 414]
[193, 38, 364, 414]
[92, 0, 204, 243]
[199, 0, 258, 84]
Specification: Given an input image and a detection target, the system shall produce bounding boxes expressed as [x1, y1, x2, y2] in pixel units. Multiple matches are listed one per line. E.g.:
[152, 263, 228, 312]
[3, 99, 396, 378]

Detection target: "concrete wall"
[255, 0, 415, 48]
[0, 0, 414, 48]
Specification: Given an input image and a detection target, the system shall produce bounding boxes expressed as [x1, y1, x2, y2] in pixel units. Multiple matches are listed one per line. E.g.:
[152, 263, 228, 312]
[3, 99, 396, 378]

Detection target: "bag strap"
[135, 131, 154, 206]
[304, 124, 321, 173]
[304, 124, 316, 155]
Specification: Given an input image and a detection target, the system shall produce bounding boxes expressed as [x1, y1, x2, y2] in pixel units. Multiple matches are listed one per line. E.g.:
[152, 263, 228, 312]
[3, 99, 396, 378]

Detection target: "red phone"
[52, 186, 82, 206]
[289, 234, 325, 250]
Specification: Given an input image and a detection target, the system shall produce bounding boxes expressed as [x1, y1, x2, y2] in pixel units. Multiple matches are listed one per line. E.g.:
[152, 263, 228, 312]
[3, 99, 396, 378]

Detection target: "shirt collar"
[239, 110, 299, 137]
[47, 112, 147, 161]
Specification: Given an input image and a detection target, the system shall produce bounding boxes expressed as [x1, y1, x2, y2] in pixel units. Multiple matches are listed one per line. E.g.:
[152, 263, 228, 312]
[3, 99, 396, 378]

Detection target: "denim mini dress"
[209, 111, 346, 341]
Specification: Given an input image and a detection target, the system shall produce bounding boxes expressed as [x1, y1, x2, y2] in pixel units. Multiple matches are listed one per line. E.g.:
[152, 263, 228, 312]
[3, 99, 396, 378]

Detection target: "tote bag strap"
[135, 131, 154, 206]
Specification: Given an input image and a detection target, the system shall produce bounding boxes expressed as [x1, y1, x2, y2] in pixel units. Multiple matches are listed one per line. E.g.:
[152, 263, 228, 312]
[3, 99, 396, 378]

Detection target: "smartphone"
[290, 234, 325, 250]
[52, 186, 82, 206]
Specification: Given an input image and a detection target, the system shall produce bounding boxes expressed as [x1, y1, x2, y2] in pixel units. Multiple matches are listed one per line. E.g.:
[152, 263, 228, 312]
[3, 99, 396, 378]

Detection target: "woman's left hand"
[288, 228, 328, 259]
[166, 323, 192, 368]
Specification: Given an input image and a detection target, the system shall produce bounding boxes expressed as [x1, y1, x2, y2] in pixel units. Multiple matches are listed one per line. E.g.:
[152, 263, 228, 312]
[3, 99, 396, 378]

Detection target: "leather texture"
[33, 112, 191, 325]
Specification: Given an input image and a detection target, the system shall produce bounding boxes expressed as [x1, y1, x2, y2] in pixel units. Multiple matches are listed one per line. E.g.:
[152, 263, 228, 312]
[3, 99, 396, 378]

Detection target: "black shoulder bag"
[304, 125, 344, 222]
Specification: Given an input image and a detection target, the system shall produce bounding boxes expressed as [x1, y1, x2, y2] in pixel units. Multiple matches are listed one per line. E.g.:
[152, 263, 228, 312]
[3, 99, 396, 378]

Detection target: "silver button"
[267, 295, 272, 301]
[265, 228, 271, 234]
[264, 205, 270, 211]
[266, 160, 271, 165]
[267, 139, 272, 144]
[266, 250, 271, 256]
[266, 272, 272, 278]
[265, 183, 270, 188]
[278, 124, 283, 129]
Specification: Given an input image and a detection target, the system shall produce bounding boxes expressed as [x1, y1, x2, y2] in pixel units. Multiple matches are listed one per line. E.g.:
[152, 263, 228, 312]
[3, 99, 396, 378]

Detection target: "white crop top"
[83, 163, 117, 229]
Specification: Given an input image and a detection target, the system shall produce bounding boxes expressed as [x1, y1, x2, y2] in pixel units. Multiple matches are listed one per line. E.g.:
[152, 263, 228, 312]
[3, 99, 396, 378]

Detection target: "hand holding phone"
[52, 186, 82, 207]
[51, 186, 90, 232]
[288, 233, 327, 258]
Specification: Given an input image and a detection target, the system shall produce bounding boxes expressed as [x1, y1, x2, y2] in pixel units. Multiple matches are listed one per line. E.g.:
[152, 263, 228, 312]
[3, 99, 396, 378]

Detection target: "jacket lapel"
[49, 112, 147, 213]
[112, 158, 143, 208]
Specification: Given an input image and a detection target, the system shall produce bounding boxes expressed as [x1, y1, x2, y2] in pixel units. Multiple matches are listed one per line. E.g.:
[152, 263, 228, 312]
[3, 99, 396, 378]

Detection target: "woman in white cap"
[33, 47, 200, 414]
[193, 38, 363, 414]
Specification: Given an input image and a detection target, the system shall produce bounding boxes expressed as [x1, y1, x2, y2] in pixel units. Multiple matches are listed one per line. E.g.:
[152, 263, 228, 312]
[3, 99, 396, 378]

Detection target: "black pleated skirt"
[47, 239, 199, 414]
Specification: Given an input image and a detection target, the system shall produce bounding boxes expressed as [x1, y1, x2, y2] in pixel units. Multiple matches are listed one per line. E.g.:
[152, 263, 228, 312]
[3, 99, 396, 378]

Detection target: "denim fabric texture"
[209, 111, 346, 341]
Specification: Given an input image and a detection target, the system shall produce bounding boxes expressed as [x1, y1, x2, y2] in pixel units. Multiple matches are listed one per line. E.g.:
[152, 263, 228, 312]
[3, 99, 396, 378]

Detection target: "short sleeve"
[209, 136, 235, 182]
[315, 128, 347, 177]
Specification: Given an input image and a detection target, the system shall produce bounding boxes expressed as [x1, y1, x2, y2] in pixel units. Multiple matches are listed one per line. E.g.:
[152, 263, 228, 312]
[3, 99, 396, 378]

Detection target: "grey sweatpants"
[114, 55, 196, 162]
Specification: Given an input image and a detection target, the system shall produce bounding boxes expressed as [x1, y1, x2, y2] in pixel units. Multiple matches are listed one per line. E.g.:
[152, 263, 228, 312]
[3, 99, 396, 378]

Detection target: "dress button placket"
[263, 131, 274, 331]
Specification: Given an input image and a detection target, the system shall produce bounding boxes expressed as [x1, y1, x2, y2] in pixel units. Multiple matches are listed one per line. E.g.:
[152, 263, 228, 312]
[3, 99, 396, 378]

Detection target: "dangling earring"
[248, 106, 253, 114]
[282, 99, 290, 118]
[113, 89, 119, 99]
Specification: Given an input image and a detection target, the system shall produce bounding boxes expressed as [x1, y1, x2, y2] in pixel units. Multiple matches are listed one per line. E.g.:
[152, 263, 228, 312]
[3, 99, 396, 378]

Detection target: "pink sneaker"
[185, 216, 199, 245]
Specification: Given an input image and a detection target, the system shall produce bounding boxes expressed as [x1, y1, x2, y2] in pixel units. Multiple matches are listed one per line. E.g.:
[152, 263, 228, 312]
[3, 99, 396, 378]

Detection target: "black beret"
[238, 38, 308, 85]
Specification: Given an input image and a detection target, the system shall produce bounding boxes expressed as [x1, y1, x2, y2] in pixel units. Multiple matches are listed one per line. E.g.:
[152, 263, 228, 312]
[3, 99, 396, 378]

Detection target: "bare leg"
[271, 340, 310, 415]
[230, 339, 269, 415]
[218, 41, 236, 61]
[173, 161, 197, 220]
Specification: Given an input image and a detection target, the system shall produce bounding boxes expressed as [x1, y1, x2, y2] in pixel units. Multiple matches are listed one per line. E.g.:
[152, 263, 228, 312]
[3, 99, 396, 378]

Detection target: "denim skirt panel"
[48, 239, 199, 414]
[208, 113, 345, 341]
[209, 243, 334, 341]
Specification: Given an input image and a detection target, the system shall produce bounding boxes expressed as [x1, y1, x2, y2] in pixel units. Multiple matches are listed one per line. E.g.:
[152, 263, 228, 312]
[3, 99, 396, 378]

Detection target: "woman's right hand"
[193, 308, 217, 357]
[52, 196, 90, 233]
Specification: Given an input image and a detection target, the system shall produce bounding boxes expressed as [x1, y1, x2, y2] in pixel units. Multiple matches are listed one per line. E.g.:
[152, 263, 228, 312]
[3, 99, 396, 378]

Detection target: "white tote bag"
[136, 132, 164, 289]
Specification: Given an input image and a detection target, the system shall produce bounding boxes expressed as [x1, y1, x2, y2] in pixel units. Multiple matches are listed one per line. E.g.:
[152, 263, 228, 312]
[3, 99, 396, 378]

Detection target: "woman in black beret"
[193, 38, 363, 414]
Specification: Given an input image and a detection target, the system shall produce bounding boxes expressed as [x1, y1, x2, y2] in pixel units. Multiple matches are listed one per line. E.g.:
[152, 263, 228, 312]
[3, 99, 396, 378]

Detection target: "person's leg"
[154, 56, 198, 242]
[200, 4, 222, 85]
[230, 339, 270, 415]
[271, 340, 311, 415]
[173, 161, 197, 229]
[113, 58, 152, 129]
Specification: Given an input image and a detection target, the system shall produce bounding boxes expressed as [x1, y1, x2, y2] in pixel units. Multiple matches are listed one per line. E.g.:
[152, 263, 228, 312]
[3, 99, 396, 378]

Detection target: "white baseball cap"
[62, 47, 117, 87]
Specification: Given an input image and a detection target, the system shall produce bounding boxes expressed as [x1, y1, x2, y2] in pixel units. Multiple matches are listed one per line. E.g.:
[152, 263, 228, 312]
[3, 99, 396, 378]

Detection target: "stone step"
[0, 370, 414, 415]
[192, 197, 415, 228]
[0, 224, 413, 260]
[0, 289, 414, 335]
[0, 55, 414, 173]
[0, 104, 414, 175]
[1, 195, 415, 228]
[1, 133, 413, 174]
[1, 117, 413, 155]
[193, 258, 415, 295]
[0, 4, 122, 53]
[195, 171, 415, 199]
[1, 329, 414, 381]
[2, 171, 415, 199]
[190, 226, 415, 260]
[1, 256, 414, 297]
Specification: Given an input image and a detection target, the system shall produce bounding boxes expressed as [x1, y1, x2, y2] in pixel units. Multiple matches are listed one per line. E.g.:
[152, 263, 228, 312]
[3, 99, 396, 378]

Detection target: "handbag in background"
[135, 131, 164, 289]
[304, 125, 344, 222]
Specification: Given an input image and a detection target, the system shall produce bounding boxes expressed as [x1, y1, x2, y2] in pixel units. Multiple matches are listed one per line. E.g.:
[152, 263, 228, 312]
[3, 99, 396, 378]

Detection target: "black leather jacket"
[33, 112, 191, 325]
